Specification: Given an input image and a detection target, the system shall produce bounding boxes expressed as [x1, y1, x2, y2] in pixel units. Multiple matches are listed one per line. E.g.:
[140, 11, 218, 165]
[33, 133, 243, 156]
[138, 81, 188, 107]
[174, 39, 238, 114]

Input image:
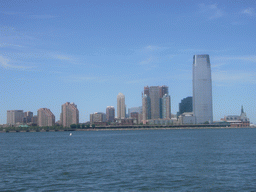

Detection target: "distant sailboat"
[69, 133, 72, 136]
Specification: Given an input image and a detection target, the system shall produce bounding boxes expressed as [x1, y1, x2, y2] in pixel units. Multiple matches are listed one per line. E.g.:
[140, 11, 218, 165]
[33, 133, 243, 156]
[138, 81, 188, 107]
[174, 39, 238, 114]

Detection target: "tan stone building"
[60, 102, 79, 128]
[7, 110, 24, 125]
[117, 93, 126, 119]
[37, 108, 55, 127]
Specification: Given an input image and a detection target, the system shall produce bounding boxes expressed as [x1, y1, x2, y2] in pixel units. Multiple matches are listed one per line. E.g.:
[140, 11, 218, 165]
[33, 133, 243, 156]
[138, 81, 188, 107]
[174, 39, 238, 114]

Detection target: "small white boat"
[69, 133, 72, 136]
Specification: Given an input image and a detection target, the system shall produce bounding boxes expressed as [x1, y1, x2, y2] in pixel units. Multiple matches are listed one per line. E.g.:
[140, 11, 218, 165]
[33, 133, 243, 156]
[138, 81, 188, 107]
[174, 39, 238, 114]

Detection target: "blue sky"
[0, 0, 255, 124]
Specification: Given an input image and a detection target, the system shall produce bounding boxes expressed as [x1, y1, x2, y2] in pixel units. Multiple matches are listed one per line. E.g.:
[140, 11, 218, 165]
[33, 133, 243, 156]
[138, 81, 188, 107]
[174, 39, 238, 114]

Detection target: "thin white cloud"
[53, 54, 72, 61]
[139, 57, 153, 65]
[213, 55, 256, 62]
[29, 14, 58, 19]
[0, 55, 33, 70]
[64, 75, 109, 83]
[1, 11, 58, 19]
[212, 70, 256, 85]
[199, 3, 224, 19]
[1, 11, 26, 16]
[126, 78, 154, 85]
[241, 7, 255, 16]
[0, 43, 23, 48]
[138, 45, 170, 53]
[50, 53, 81, 65]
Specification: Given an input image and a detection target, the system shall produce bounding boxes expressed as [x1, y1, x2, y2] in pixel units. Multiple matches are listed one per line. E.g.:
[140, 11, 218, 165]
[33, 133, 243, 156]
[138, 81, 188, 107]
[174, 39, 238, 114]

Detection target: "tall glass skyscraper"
[193, 54, 213, 124]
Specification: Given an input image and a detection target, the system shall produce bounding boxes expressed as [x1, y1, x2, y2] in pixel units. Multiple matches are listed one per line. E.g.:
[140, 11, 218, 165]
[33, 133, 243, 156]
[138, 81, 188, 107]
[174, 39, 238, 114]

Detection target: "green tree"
[70, 124, 76, 129]
[86, 124, 90, 128]
[76, 124, 80, 128]
[92, 124, 95, 128]
[81, 124, 85, 129]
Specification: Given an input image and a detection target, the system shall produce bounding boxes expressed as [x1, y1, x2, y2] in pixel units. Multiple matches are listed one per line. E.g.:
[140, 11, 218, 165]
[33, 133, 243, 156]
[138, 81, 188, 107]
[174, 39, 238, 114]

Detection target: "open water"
[0, 128, 256, 191]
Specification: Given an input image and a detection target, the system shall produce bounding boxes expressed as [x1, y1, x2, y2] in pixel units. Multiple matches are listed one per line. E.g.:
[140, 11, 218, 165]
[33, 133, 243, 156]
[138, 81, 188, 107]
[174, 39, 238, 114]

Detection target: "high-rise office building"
[142, 94, 151, 122]
[60, 102, 79, 127]
[162, 94, 171, 119]
[178, 96, 193, 117]
[144, 86, 149, 95]
[106, 106, 115, 122]
[90, 112, 106, 124]
[7, 110, 24, 125]
[37, 108, 55, 127]
[149, 86, 161, 119]
[128, 106, 142, 118]
[193, 54, 213, 124]
[117, 93, 126, 119]
[142, 86, 171, 122]
[23, 111, 33, 123]
[159, 85, 169, 98]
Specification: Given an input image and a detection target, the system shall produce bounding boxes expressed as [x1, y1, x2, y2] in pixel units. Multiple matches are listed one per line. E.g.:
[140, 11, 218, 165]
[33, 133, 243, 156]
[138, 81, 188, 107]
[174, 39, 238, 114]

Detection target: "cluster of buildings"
[3, 54, 250, 128]
[5, 102, 79, 128]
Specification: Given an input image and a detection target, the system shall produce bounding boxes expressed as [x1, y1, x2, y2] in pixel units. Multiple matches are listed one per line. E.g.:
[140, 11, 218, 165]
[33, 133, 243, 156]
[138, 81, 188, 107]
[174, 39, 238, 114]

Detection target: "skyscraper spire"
[241, 105, 244, 114]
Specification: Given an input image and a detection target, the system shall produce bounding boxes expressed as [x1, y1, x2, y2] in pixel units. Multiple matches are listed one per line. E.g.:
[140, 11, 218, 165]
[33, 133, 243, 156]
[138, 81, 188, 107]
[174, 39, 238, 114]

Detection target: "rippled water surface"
[1, 128, 256, 191]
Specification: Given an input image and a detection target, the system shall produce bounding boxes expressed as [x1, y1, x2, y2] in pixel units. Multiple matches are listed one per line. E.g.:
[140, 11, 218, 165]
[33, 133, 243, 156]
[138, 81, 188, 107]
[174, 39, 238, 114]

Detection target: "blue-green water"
[1, 128, 256, 191]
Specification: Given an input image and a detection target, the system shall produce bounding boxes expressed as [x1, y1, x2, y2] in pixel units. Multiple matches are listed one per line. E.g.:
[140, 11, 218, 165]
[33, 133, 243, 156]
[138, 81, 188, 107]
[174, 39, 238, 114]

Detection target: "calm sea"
[1, 128, 256, 191]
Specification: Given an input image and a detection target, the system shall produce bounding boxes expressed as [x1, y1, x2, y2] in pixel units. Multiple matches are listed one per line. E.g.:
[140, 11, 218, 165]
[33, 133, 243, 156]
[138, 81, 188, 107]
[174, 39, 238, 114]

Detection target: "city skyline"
[0, 0, 255, 124]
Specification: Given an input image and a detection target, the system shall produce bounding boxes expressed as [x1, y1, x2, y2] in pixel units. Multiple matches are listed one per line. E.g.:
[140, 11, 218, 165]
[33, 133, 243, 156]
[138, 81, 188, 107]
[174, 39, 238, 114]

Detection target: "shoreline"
[1, 126, 255, 133]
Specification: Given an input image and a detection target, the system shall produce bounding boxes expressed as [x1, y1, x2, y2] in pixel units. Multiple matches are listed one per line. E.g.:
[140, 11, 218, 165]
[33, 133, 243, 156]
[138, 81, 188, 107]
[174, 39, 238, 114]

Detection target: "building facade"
[60, 102, 79, 128]
[23, 111, 33, 124]
[117, 93, 126, 119]
[90, 112, 106, 124]
[142, 94, 151, 123]
[149, 86, 161, 119]
[106, 106, 115, 122]
[178, 96, 193, 117]
[142, 86, 171, 123]
[162, 94, 171, 119]
[221, 106, 250, 127]
[128, 106, 142, 118]
[7, 110, 24, 125]
[178, 112, 196, 125]
[37, 108, 55, 127]
[193, 54, 213, 124]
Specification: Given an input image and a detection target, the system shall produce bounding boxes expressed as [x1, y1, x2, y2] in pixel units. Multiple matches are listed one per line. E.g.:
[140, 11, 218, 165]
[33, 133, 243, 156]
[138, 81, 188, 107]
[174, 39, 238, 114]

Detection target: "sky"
[0, 0, 255, 124]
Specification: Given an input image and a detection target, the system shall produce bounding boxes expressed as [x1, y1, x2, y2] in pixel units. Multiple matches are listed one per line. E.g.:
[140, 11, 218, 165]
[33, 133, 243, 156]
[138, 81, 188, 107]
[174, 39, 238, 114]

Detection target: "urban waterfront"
[1, 128, 256, 191]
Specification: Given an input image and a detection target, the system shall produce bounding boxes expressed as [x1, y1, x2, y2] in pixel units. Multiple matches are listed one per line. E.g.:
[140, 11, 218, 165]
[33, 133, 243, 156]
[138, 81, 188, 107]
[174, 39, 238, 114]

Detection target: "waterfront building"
[147, 119, 173, 125]
[149, 86, 161, 119]
[142, 94, 151, 123]
[162, 94, 171, 119]
[221, 106, 250, 127]
[193, 54, 213, 124]
[60, 102, 79, 128]
[128, 106, 142, 118]
[144, 86, 149, 95]
[159, 85, 169, 98]
[106, 106, 115, 122]
[90, 112, 106, 124]
[32, 115, 37, 125]
[117, 93, 126, 119]
[23, 111, 33, 123]
[130, 112, 139, 119]
[178, 112, 196, 125]
[142, 86, 171, 123]
[37, 108, 55, 127]
[7, 110, 24, 125]
[178, 96, 193, 117]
